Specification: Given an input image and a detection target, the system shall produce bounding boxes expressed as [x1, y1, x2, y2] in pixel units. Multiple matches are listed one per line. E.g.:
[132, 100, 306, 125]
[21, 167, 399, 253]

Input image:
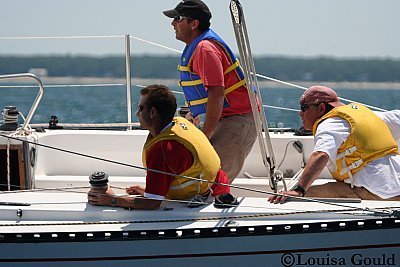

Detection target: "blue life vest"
[178, 29, 247, 117]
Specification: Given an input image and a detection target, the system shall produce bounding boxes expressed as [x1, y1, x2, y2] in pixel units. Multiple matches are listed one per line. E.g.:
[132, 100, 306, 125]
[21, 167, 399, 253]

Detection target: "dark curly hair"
[140, 84, 177, 123]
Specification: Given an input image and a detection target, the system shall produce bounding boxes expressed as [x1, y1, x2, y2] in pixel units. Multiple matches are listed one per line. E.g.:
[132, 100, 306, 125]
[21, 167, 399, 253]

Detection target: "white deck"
[1, 190, 398, 234]
[30, 129, 332, 196]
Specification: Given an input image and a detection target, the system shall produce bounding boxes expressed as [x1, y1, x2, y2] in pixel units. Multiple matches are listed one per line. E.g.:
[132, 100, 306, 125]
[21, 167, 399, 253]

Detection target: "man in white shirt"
[269, 85, 400, 203]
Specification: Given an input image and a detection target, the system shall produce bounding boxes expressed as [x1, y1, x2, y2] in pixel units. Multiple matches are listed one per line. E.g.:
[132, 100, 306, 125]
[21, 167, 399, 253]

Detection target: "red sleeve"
[192, 40, 225, 88]
[192, 40, 253, 117]
[144, 140, 194, 198]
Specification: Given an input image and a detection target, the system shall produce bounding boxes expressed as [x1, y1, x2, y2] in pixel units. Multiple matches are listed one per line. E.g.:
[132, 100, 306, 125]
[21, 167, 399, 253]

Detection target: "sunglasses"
[300, 103, 321, 112]
[173, 15, 192, 22]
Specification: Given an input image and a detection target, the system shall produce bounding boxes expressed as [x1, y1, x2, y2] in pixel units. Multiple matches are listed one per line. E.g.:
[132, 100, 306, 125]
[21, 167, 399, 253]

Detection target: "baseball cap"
[163, 0, 212, 23]
[300, 85, 344, 107]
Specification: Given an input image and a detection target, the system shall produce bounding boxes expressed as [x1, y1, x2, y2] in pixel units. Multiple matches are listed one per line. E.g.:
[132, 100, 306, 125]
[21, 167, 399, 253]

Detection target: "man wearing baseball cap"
[269, 85, 400, 203]
[163, 0, 256, 183]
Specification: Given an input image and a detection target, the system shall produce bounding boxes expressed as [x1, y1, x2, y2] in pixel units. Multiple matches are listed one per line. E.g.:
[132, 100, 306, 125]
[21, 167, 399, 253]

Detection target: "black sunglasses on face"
[300, 104, 310, 112]
[300, 103, 321, 112]
[173, 15, 192, 22]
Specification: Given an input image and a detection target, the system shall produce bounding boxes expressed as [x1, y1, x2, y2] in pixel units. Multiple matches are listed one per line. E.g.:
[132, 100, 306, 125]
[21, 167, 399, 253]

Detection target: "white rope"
[30, 123, 140, 128]
[172, 90, 184, 95]
[2, 112, 18, 124]
[263, 104, 298, 112]
[0, 83, 149, 89]
[254, 72, 388, 112]
[255, 72, 308, 90]
[129, 35, 181, 53]
[0, 35, 124, 40]
[0, 83, 124, 88]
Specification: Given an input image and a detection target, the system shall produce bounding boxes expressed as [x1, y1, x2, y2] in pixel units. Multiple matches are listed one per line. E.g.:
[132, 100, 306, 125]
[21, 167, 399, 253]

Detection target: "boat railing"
[0, 34, 388, 130]
[0, 34, 136, 130]
[0, 73, 44, 131]
[124, 34, 132, 130]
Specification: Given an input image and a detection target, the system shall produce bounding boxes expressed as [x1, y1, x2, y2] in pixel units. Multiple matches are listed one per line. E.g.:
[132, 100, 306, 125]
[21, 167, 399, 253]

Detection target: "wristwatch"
[110, 197, 117, 207]
[293, 184, 306, 197]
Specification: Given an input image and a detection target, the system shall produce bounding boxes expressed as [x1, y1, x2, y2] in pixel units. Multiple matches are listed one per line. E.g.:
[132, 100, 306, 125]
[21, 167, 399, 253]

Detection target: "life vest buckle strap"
[186, 79, 245, 107]
[337, 146, 357, 159]
[349, 159, 363, 170]
[225, 80, 246, 95]
[169, 179, 199, 190]
[180, 79, 203, 87]
[178, 65, 191, 72]
[223, 59, 240, 75]
[188, 97, 208, 106]
[339, 159, 364, 176]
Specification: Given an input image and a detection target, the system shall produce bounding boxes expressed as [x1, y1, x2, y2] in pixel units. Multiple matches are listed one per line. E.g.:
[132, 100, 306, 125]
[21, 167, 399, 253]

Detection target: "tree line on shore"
[1, 55, 399, 82]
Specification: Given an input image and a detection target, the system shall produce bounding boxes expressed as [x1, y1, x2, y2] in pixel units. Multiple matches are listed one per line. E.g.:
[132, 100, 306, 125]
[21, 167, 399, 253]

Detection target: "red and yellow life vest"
[143, 117, 221, 199]
[178, 28, 246, 117]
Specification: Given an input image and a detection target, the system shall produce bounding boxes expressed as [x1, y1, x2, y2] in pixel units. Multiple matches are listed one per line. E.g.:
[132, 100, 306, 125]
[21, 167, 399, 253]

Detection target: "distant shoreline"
[1, 76, 400, 90]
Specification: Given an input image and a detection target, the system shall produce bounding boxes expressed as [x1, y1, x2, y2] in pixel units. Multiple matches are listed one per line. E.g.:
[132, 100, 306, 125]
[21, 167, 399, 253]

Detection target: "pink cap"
[300, 85, 344, 107]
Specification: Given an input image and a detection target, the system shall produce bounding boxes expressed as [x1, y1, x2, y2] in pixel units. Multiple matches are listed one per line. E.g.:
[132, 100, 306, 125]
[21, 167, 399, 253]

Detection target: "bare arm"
[268, 151, 329, 203]
[201, 86, 225, 139]
[88, 186, 162, 210]
[116, 196, 161, 210]
[297, 151, 330, 189]
[125, 185, 161, 210]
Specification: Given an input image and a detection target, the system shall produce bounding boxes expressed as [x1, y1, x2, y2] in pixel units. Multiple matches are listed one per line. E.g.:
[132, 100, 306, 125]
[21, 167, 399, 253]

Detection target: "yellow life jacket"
[142, 117, 221, 199]
[313, 103, 399, 181]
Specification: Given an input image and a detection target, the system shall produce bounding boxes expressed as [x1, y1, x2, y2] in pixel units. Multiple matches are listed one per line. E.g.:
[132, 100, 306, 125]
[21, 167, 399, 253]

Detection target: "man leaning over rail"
[163, 0, 257, 182]
[269, 85, 400, 203]
[88, 84, 230, 210]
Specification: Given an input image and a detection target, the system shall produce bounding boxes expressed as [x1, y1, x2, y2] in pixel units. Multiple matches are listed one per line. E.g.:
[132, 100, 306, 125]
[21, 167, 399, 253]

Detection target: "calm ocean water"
[0, 83, 398, 129]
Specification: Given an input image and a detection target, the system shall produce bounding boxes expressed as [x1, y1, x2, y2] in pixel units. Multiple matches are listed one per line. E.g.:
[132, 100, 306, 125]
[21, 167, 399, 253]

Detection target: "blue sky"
[1, 0, 399, 58]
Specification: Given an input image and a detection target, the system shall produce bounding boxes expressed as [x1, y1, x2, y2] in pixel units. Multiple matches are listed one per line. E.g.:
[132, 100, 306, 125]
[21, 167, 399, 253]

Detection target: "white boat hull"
[0, 192, 399, 266]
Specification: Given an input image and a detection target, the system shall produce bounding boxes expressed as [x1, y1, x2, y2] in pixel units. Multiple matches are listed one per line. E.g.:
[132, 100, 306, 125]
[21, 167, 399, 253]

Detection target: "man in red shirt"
[88, 84, 230, 210]
[163, 0, 257, 182]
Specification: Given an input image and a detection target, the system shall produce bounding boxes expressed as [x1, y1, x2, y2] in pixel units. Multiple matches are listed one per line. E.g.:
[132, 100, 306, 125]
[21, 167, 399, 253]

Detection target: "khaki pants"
[307, 182, 400, 201]
[210, 112, 257, 183]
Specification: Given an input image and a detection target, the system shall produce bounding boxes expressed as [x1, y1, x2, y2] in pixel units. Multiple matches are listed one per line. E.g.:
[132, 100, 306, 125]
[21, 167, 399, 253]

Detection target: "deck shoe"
[214, 193, 239, 209]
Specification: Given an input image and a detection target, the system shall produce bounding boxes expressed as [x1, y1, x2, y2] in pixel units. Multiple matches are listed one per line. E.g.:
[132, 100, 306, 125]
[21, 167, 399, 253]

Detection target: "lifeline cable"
[0, 34, 388, 112]
[5, 183, 395, 219]
[0, 133, 396, 216]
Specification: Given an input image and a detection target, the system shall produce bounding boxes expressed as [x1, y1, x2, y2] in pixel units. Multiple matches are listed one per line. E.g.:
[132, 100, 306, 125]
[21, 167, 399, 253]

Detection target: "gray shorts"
[210, 112, 257, 183]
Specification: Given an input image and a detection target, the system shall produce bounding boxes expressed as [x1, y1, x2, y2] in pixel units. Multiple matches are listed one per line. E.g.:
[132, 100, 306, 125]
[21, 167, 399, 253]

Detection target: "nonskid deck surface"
[0, 191, 398, 233]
